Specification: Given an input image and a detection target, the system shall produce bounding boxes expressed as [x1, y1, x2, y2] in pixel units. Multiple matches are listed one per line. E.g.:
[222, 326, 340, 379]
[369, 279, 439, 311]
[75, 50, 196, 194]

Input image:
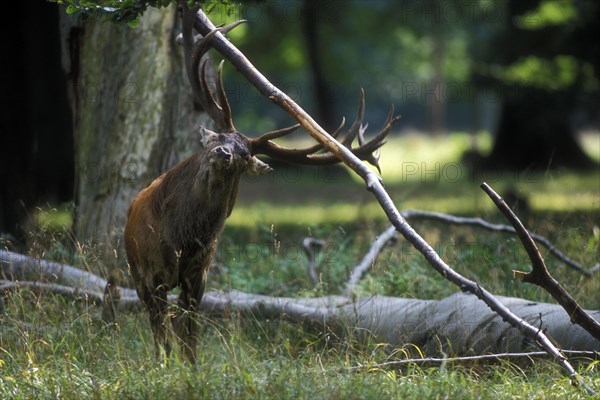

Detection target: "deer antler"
[250, 90, 399, 172]
[181, 2, 243, 132]
[180, 3, 400, 171]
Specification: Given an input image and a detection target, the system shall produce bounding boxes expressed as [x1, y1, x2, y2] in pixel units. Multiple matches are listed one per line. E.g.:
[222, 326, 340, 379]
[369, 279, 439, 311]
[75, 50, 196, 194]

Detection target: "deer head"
[179, 4, 398, 174]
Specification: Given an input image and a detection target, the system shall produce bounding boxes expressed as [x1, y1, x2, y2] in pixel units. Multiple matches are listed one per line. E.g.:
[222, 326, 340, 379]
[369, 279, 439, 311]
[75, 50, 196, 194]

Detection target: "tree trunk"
[477, 0, 599, 171]
[301, 0, 336, 132]
[483, 93, 597, 170]
[59, 6, 212, 251]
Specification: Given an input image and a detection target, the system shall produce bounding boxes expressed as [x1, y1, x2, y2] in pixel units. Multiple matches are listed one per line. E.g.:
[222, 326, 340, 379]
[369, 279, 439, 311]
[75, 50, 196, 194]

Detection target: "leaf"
[128, 18, 140, 28]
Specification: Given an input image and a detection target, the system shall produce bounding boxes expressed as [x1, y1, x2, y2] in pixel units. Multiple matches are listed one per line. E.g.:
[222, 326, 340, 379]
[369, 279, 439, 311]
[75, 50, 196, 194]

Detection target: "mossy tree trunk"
[59, 6, 211, 253]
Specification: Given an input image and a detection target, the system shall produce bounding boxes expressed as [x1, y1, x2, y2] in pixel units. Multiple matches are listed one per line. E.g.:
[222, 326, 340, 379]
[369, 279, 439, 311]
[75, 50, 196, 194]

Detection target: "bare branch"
[343, 209, 595, 298]
[101, 276, 122, 325]
[190, 9, 590, 389]
[0, 280, 103, 304]
[181, 2, 244, 131]
[481, 182, 600, 341]
[0, 249, 137, 297]
[344, 225, 397, 297]
[400, 209, 596, 276]
[302, 238, 326, 286]
[343, 350, 600, 373]
[2, 259, 598, 367]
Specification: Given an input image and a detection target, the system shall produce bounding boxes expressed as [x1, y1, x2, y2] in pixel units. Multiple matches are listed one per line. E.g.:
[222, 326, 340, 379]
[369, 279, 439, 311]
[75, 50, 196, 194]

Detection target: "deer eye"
[212, 146, 231, 160]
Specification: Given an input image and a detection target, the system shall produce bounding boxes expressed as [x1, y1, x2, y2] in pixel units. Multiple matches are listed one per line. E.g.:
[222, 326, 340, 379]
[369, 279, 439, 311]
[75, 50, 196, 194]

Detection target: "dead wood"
[0, 249, 136, 298]
[2, 251, 598, 357]
[302, 238, 326, 286]
[1, 245, 598, 392]
[343, 350, 600, 373]
[340, 209, 597, 297]
[400, 210, 598, 276]
[481, 182, 600, 341]
[344, 225, 397, 297]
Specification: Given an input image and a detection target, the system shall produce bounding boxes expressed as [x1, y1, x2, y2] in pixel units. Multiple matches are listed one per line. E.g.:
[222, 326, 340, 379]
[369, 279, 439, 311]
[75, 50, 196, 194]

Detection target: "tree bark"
[59, 5, 212, 251]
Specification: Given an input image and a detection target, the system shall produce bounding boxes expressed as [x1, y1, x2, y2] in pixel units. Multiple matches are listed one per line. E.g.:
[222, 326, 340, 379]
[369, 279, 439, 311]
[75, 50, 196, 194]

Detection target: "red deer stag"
[124, 5, 399, 363]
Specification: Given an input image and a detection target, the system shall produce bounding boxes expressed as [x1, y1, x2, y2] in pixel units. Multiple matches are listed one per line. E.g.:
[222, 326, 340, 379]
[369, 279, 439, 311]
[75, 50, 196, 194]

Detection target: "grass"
[2, 132, 599, 398]
[1, 298, 599, 399]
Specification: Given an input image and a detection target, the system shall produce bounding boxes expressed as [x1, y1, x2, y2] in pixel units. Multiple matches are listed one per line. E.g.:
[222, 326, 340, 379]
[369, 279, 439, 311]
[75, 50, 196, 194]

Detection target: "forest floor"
[1, 132, 599, 399]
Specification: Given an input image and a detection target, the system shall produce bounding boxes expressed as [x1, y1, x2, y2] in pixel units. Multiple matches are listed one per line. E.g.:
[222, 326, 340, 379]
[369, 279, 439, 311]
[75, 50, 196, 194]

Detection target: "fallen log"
[202, 291, 600, 357]
[2, 250, 598, 357]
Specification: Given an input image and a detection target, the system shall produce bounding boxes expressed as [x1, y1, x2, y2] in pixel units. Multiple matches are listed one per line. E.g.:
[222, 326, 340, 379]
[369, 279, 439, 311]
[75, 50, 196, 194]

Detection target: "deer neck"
[159, 153, 242, 252]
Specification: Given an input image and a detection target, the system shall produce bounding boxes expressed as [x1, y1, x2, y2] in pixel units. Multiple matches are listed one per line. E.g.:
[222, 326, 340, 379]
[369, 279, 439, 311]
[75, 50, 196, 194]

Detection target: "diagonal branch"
[481, 182, 600, 341]
[190, 9, 592, 391]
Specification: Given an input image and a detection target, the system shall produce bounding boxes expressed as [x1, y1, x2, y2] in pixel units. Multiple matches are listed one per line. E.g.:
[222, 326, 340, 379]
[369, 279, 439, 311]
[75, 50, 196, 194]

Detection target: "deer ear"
[246, 156, 272, 176]
[200, 126, 220, 148]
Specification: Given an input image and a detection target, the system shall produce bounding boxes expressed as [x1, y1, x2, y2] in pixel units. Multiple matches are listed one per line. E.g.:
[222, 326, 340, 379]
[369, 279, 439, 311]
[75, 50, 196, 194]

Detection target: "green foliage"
[50, 0, 237, 26]
[497, 55, 589, 91]
[515, 0, 578, 30]
[479, 0, 598, 101]
[52, 0, 175, 25]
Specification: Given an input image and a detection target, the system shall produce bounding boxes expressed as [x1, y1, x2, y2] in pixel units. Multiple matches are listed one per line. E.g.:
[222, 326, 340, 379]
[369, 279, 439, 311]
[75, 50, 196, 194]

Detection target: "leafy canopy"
[49, 1, 233, 27]
[515, 0, 578, 30]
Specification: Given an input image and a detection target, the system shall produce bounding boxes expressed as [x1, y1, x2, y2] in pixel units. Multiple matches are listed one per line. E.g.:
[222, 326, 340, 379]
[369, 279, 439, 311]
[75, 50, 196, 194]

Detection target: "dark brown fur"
[124, 132, 269, 362]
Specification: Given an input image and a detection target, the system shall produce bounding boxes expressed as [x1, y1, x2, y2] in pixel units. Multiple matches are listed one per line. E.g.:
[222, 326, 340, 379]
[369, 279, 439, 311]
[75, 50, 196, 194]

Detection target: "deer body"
[125, 4, 397, 363]
[125, 132, 269, 362]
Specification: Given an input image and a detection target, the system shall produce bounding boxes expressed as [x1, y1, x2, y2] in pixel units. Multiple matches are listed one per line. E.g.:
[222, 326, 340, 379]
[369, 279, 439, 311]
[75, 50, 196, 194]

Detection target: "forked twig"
[190, 8, 592, 391]
[481, 182, 600, 342]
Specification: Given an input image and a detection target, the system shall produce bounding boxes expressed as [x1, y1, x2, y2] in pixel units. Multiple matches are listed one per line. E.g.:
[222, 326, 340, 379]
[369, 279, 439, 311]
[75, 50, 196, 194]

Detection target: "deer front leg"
[138, 283, 171, 359]
[173, 267, 208, 364]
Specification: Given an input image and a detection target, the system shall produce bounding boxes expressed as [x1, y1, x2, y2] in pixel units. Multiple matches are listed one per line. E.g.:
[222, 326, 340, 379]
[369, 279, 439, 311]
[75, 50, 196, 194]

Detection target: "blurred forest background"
[1, 4, 599, 397]
[0, 0, 598, 247]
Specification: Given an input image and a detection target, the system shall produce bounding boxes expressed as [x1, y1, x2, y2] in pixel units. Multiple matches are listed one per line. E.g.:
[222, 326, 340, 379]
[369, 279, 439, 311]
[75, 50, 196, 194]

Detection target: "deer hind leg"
[138, 283, 171, 359]
[173, 268, 208, 364]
